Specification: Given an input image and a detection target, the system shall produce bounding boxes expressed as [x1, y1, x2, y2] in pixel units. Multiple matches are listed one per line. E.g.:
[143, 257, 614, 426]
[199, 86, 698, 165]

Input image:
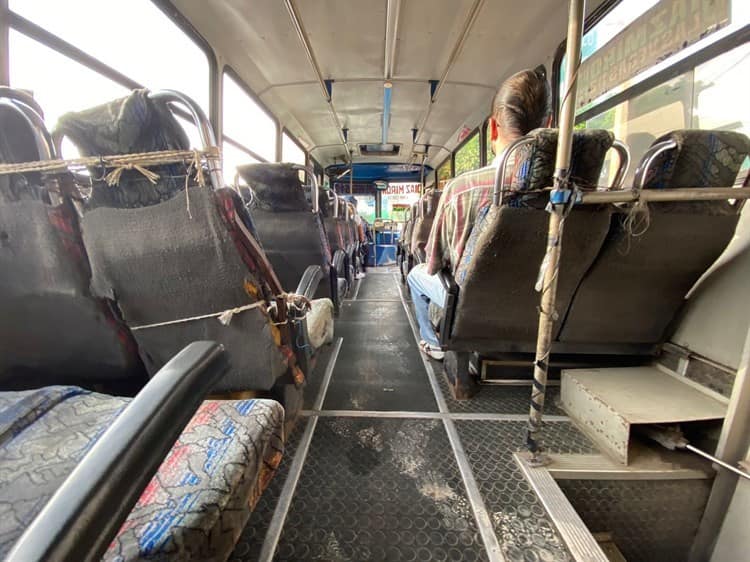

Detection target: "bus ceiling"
[169, 0, 610, 168]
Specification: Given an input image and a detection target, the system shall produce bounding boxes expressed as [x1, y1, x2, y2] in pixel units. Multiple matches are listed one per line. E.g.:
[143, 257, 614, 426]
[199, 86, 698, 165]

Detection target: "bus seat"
[442, 129, 618, 354]
[239, 162, 346, 311]
[0, 92, 146, 392]
[320, 189, 351, 288]
[0, 385, 284, 561]
[411, 188, 442, 262]
[398, 202, 419, 281]
[559, 129, 750, 345]
[56, 90, 298, 393]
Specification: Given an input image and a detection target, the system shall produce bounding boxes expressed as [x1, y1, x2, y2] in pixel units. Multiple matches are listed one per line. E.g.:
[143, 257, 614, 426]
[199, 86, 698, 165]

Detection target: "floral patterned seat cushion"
[0, 386, 284, 561]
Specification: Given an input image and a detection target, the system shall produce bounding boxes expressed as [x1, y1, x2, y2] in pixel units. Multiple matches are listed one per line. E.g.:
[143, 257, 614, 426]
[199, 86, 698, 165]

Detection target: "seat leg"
[443, 351, 479, 400]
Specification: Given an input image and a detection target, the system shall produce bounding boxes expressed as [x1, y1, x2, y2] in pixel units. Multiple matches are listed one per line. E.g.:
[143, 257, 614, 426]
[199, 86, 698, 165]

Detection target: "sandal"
[419, 340, 445, 361]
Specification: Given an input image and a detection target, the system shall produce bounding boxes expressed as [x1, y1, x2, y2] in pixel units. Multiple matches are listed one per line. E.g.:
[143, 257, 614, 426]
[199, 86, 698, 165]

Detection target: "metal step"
[515, 452, 609, 562]
[560, 366, 727, 465]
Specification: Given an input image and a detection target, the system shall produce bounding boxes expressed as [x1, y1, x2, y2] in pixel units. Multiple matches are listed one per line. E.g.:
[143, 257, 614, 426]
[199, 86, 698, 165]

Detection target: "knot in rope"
[104, 163, 160, 186]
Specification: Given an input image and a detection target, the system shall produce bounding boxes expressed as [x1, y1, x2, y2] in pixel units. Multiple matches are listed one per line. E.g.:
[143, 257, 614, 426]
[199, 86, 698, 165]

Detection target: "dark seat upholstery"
[411, 188, 442, 261]
[0, 385, 284, 561]
[238, 163, 342, 307]
[560, 130, 750, 345]
[56, 90, 294, 392]
[444, 128, 618, 353]
[0, 94, 145, 392]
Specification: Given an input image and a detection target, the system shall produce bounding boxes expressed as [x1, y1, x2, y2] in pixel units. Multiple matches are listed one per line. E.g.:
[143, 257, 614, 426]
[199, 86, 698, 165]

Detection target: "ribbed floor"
[231, 269, 601, 562]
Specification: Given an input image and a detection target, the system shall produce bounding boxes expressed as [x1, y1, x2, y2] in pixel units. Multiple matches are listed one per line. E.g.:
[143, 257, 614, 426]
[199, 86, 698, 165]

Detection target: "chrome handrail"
[291, 163, 319, 214]
[148, 89, 223, 190]
[633, 139, 678, 189]
[492, 135, 536, 206]
[609, 139, 631, 190]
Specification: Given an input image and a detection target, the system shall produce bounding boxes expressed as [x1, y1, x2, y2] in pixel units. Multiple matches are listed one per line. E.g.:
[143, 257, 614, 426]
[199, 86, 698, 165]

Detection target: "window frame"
[222, 65, 280, 164]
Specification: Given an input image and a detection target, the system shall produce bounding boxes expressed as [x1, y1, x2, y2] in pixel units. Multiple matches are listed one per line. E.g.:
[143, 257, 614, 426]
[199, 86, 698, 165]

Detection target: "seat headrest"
[642, 130, 750, 190]
[237, 163, 310, 212]
[512, 128, 614, 192]
[56, 89, 190, 209]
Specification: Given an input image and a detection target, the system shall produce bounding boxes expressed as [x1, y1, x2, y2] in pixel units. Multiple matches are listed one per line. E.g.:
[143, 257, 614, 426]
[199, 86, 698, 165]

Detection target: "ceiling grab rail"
[148, 90, 224, 191]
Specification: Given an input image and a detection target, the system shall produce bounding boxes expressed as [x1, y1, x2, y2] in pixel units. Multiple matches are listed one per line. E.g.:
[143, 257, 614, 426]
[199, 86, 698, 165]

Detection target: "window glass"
[355, 195, 376, 224]
[223, 73, 277, 162]
[223, 141, 260, 187]
[563, 0, 749, 115]
[282, 132, 306, 165]
[10, 0, 210, 114]
[9, 31, 128, 132]
[485, 122, 495, 165]
[437, 159, 452, 189]
[692, 43, 750, 136]
[453, 133, 480, 176]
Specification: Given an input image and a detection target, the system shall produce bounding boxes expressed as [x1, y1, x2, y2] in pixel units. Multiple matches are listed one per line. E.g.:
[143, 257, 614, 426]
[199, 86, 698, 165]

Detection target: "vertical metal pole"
[526, 0, 585, 465]
[349, 155, 354, 195]
[0, 0, 9, 86]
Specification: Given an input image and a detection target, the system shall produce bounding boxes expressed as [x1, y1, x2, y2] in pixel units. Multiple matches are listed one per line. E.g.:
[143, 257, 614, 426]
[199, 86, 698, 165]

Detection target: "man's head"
[489, 66, 551, 157]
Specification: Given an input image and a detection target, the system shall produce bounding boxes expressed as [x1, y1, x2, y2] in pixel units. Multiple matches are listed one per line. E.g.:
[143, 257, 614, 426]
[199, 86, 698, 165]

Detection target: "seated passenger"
[407, 67, 551, 360]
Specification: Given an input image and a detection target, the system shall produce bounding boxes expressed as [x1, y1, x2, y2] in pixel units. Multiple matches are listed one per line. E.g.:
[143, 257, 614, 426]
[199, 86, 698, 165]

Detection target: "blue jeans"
[407, 263, 446, 347]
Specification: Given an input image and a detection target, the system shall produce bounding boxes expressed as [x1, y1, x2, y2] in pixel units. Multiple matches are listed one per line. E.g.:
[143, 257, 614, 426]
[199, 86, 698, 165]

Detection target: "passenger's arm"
[7, 342, 230, 562]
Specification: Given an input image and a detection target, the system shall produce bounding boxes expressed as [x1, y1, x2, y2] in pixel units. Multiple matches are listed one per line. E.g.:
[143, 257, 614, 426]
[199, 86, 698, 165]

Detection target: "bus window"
[9, 31, 128, 135]
[223, 141, 260, 186]
[222, 71, 277, 182]
[9, 0, 210, 116]
[485, 122, 493, 165]
[693, 43, 750, 136]
[282, 132, 306, 166]
[355, 195, 376, 224]
[437, 159, 452, 189]
[454, 132, 481, 176]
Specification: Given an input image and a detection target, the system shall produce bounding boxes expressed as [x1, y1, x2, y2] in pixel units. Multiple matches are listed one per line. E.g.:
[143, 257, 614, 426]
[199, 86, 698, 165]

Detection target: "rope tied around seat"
[104, 163, 161, 187]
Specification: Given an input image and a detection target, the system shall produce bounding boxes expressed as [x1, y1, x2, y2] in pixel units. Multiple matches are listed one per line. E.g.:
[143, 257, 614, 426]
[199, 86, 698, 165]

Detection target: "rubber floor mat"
[273, 417, 489, 562]
[324, 301, 438, 411]
[455, 420, 596, 561]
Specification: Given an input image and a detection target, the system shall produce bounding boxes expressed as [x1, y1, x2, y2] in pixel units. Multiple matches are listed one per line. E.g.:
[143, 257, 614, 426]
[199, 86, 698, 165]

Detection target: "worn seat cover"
[0, 386, 284, 561]
[0, 101, 144, 390]
[239, 163, 332, 294]
[560, 130, 750, 344]
[448, 129, 614, 352]
[57, 91, 289, 392]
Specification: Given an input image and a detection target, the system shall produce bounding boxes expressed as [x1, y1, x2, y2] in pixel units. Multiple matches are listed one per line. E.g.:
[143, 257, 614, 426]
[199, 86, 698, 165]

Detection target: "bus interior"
[1, 0, 750, 561]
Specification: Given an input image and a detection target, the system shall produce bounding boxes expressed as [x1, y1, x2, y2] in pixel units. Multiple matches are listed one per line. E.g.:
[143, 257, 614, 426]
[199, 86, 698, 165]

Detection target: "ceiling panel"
[394, 0, 477, 79]
[174, 0, 609, 167]
[297, 0, 386, 79]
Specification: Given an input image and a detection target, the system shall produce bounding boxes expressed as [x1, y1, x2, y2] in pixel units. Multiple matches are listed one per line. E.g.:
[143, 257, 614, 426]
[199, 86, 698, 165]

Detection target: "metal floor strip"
[300, 408, 569, 422]
[514, 452, 608, 562]
[395, 274, 506, 562]
[257, 337, 343, 562]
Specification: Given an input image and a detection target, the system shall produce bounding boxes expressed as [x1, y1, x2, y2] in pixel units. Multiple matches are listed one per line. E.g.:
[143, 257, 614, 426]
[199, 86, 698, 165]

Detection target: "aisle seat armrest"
[438, 270, 459, 348]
